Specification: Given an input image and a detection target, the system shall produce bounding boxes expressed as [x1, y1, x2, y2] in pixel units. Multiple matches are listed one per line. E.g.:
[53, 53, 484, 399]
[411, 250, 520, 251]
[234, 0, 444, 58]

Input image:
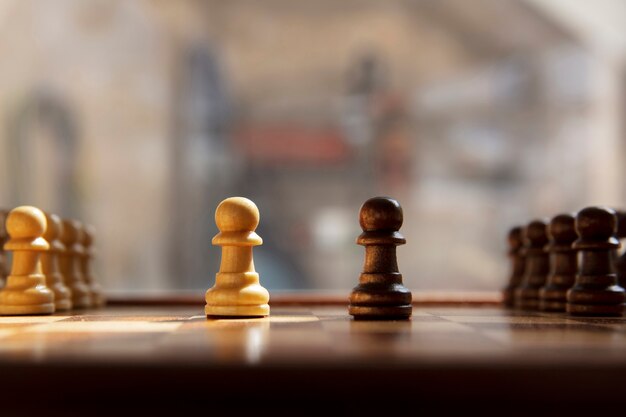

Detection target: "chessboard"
[1, 293, 626, 416]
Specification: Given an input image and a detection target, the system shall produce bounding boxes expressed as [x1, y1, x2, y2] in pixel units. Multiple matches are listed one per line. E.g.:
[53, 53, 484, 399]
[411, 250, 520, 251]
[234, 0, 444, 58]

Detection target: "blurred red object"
[233, 125, 352, 165]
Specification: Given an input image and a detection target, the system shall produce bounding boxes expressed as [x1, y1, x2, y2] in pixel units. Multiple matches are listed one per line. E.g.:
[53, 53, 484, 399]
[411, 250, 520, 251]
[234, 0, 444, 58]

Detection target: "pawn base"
[349, 304, 412, 320]
[502, 288, 515, 308]
[0, 303, 55, 316]
[567, 303, 624, 316]
[539, 300, 566, 312]
[92, 295, 107, 308]
[72, 295, 92, 309]
[55, 299, 72, 311]
[205, 304, 269, 318]
[515, 286, 541, 311]
[516, 298, 539, 311]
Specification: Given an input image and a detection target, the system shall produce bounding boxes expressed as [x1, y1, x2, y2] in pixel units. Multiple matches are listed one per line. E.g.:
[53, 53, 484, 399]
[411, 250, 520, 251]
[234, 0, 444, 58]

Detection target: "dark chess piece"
[502, 226, 525, 307]
[614, 210, 626, 289]
[539, 214, 577, 312]
[514, 219, 549, 310]
[567, 206, 625, 316]
[349, 197, 412, 320]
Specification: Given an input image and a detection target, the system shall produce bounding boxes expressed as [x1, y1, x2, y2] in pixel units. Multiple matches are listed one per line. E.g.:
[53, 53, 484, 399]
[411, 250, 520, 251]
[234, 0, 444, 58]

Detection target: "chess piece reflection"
[0, 206, 55, 315]
[41, 213, 72, 311]
[209, 320, 270, 363]
[503, 226, 525, 307]
[349, 320, 412, 350]
[81, 224, 106, 307]
[567, 207, 625, 316]
[205, 197, 270, 318]
[349, 197, 412, 320]
[515, 220, 549, 310]
[60, 219, 92, 308]
[539, 214, 577, 312]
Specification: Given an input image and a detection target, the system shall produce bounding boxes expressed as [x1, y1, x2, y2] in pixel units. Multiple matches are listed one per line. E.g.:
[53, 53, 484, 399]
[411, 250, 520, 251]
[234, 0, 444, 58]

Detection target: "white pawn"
[0, 206, 55, 315]
[59, 219, 91, 308]
[41, 213, 72, 311]
[81, 224, 106, 307]
[0, 209, 8, 288]
[205, 197, 270, 318]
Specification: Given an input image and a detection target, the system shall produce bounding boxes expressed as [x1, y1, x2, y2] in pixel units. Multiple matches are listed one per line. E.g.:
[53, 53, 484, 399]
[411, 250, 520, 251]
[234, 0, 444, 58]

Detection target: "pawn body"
[60, 220, 91, 309]
[0, 209, 8, 288]
[614, 211, 626, 289]
[515, 220, 549, 310]
[81, 225, 105, 307]
[349, 197, 412, 320]
[41, 213, 72, 311]
[567, 207, 625, 316]
[205, 197, 269, 318]
[539, 214, 577, 312]
[502, 226, 525, 307]
[0, 206, 55, 315]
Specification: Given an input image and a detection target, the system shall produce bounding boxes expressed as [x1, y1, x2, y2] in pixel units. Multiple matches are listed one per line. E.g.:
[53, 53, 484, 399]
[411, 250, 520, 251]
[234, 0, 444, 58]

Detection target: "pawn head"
[6, 206, 46, 239]
[43, 213, 62, 241]
[82, 224, 95, 247]
[548, 214, 577, 244]
[74, 222, 84, 245]
[525, 219, 548, 247]
[359, 197, 403, 232]
[215, 197, 260, 232]
[575, 206, 617, 240]
[616, 210, 626, 239]
[60, 219, 80, 245]
[0, 210, 8, 239]
[508, 226, 524, 250]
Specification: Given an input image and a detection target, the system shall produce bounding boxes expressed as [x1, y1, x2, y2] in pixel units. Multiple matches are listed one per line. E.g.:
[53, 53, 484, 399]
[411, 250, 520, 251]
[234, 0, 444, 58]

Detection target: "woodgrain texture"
[0, 297, 625, 415]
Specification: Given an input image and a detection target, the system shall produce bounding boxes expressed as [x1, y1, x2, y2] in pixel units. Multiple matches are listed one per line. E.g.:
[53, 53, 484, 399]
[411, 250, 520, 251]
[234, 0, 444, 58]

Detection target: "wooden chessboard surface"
[1, 292, 626, 416]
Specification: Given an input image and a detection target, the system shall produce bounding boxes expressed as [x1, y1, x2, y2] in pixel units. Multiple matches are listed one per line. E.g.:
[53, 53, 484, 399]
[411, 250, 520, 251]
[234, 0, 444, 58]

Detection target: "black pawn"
[502, 226, 525, 308]
[514, 219, 549, 310]
[539, 214, 577, 312]
[349, 197, 412, 320]
[567, 206, 625, 316]
[614, 210, 626, 289]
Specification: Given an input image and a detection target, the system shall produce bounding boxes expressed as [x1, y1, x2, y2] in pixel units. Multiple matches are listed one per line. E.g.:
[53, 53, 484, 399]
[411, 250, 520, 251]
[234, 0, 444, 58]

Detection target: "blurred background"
[0, 0, 624, 293]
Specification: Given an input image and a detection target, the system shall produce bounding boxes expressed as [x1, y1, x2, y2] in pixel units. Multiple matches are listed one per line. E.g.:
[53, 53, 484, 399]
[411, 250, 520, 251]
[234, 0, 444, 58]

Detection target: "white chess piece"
[59, 219, 91, 308]
[0, 206, 55, 315]
[41, 212, 72, 311]
[205, 197, 270, 317]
